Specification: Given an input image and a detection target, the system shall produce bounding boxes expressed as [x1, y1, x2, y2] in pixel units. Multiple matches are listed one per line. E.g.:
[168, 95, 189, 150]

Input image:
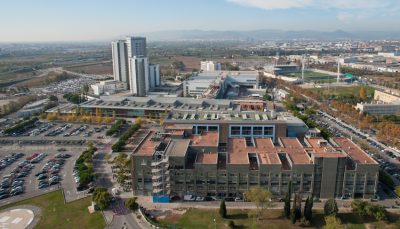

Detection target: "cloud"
[226, 0, 396, 10]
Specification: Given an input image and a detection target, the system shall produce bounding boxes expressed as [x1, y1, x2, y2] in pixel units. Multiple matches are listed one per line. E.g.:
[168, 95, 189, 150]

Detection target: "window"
[253, 126, 263, 135]
[230, 126, 241, 136]
[197, 126, 207, 134]
[264, 126, 273, 135]
[242, 126, 252, 135]
[208, 126, 218, 131]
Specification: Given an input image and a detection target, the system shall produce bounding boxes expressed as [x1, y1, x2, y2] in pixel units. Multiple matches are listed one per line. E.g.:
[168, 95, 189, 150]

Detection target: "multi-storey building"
[111, 40, 129, 88]
[111, 36, 155, 96]
[129, 57, 149, 96]
[131, 119, 378, 200]
[149, 64, 161, 89]
[125, 36, 147, 58]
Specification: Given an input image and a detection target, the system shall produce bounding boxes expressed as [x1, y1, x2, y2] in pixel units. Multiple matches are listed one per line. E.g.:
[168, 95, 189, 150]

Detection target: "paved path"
[0, 205, 41, 229]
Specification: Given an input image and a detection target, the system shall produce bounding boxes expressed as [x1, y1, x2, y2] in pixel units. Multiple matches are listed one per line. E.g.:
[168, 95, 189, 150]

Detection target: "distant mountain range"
[143, 29, 400, 41]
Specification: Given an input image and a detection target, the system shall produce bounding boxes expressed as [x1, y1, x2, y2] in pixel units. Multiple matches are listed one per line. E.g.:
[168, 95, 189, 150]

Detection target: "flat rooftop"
[196, 153, 218, 164]
[165, 139, 190, 157]
[278, 138, 312, 164]
[332, 137, 377, 164]
[306, 138, 346, 158]
[190, 132, 219, 147]
[134, 131, 159, 156]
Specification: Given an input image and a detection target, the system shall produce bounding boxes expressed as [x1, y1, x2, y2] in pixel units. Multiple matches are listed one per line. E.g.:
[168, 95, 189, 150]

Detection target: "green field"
[309, 85, 375, 97]
[158, 208, 400, 229]
[285, 71, 331, 78]
[0, 190, 105, 229]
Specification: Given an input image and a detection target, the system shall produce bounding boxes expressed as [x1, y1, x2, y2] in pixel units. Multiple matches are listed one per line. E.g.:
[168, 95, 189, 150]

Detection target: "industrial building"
[200, 61, 221, 72]
[183, 71, 259, 98]
[91, 80, 127, 96]
[356, 89, 400, 115]
[131, 123, 378, 200]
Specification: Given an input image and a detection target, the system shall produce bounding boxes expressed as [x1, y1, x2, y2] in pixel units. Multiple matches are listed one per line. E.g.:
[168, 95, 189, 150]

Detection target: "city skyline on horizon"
[1, 0, 400, 42]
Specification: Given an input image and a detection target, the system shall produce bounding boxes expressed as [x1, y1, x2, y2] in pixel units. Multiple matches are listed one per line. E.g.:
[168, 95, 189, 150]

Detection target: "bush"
[125, 197, 139, 211]
[106, 119, 126, 136]
[111, 123, 141, 152]
[379, 170, 395, 189]
[92, 188, 112, 210]
[228, 220, 235, 229]
[75, 146, 96, 188]
[351, 199, 387, 221]
[4, 117, 38, 134]
[324, 199, 338, 216]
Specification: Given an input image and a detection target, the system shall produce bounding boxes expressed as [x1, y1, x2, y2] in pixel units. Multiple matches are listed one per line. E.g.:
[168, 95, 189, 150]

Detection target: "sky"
[1, 0, 400, 42]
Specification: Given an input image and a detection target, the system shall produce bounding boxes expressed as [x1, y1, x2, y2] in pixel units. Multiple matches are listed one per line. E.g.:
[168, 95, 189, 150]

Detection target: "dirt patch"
[65, 62, 112, 75]
[156, 209, 187, 224]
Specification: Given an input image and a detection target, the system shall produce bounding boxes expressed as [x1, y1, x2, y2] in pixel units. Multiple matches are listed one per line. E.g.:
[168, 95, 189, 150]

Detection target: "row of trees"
[283, 182, 314, 225]
[111, 120, 141, 152]
[112, 153, 131, 190]
[45, 107, 115, 124]
[75, 143, 96, 190]
[0, 95, 37, 118]
[105, 119, 126, 136]
[3, 117, 38, 135]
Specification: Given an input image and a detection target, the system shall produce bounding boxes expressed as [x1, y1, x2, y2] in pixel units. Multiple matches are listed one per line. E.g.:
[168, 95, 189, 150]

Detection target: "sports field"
[285, 70, 330, 78]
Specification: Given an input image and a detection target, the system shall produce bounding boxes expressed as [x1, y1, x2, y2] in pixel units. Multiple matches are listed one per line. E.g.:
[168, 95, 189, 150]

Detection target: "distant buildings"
[149, 64, 161, 88]
[111, 36, 160, 96]
[17, 99, 50, 118]
[125, 36, 147, 57]
[356, 89, 400, 115]
[183, 71, 259, 98]
[91, 80, 127, 96]
[200, 61, 221, 72]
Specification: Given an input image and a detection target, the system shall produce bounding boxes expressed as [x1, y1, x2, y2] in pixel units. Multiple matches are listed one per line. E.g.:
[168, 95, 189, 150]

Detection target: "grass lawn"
[157, 208, 400, 229]
[0, 190, 105, 229]
[308, 85, 375, 97]
[285, 71, 330, 78]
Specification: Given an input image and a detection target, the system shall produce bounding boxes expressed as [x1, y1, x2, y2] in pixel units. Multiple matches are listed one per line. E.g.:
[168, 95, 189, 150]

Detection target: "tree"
[379, 170, 395, 189]
[351, 199, 367, 217]
[359, 87, 367, 100]
[291, 193, 302, 224]
[395, 185, 400, 197]
[125, 197, 139, 211]
[244, 186, 273, 219]
[324, 199, 338, 216]
[49, 95, 58, 102]
[92, 188, 112, 210]
[304, 196, 313, 221]
[228, 220, 235, 229]
[284, 181, 292, 219]
[323, 216, 344, 229]
[219, 199, 227, 218]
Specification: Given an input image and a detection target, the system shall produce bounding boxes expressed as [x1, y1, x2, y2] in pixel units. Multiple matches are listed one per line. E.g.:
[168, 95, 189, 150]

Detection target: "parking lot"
[0, 145, 88, 206]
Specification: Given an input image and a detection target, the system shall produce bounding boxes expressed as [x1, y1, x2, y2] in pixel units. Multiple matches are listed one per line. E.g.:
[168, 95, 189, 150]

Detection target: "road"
[92, 140, 148, 229]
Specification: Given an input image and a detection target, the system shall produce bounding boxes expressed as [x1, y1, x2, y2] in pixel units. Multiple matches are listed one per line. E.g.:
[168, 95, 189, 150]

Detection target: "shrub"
[324, 199, 338, 216]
